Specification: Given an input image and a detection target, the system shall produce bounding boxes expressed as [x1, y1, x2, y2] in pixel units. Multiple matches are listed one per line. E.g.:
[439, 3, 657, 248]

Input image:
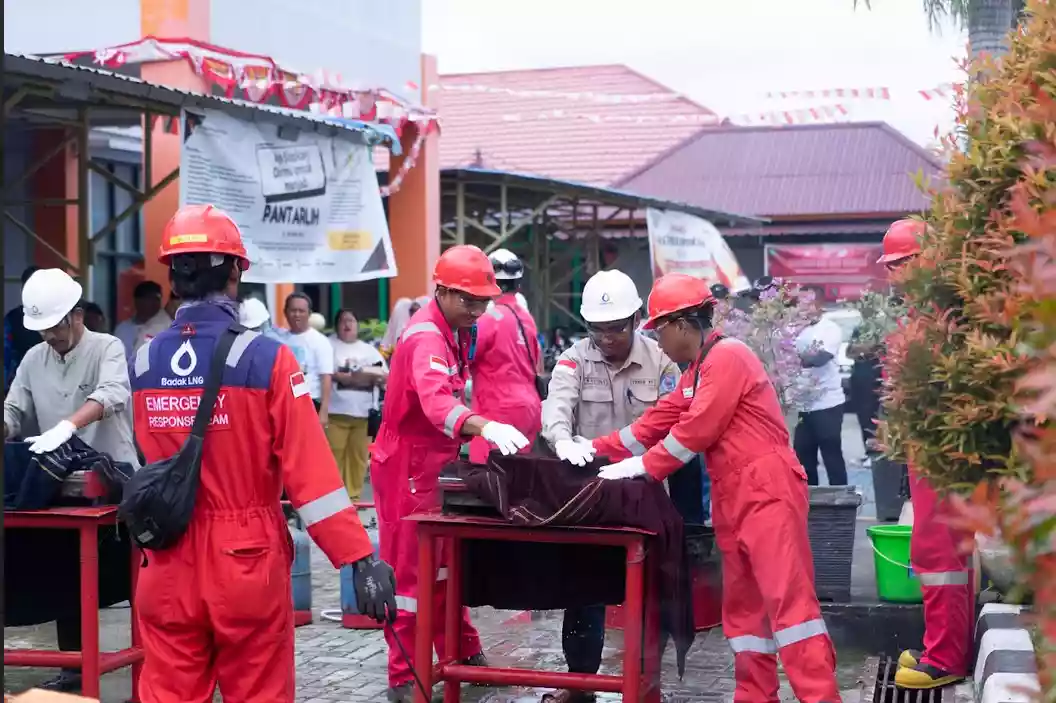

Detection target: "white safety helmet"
[580, 270, 643, 323]
[489, 248, 524, 280]
[22, 269, 83, 331]
[239, 297, 271, 330]
[308, 312, 326, 332]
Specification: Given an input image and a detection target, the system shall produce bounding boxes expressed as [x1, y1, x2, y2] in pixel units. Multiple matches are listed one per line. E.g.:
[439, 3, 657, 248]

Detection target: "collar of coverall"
[582, 331, 647, 372]
[423, 297, 462, 348]
[174, 299, 239, 325]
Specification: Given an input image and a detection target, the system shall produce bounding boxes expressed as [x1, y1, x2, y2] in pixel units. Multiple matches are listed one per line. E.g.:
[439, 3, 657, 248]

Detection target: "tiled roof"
[616, 122, 943, 218]
[378, 64, 716, 185]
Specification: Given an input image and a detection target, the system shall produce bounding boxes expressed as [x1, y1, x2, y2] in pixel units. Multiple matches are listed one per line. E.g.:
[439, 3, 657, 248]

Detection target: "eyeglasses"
[587, 319, 633, 339]
[457, 294, 491, 313]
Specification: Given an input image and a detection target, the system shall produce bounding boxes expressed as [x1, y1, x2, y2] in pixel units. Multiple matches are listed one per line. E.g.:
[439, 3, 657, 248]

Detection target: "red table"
[3, 506, 143, 701]
[407, 512, 662, 703]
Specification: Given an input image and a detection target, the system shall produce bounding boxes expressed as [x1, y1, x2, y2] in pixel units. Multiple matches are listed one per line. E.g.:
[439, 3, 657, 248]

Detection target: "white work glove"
[598, 455, 647, 481]
[480, 422, 530, 456]
[25, 420, 77, 454]
[555, 437, 597, 467]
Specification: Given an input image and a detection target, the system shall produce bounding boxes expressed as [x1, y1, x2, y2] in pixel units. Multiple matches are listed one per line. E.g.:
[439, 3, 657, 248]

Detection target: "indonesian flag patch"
[555, 358, 577, 374]
[429, 355, 454, 375]
[290, 371, 310, 398]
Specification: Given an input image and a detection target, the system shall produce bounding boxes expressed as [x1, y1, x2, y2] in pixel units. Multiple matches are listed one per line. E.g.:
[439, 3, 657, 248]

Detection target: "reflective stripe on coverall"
[593, 332, 840, 703]
[131, 304, 375, 703]
[909, 466, 973, 675]
[469, 294, 542, 463]
[370, 301, 483, 688]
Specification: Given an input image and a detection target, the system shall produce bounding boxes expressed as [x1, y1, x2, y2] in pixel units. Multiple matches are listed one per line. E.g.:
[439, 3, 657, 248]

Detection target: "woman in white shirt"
[328, 309, 387, 501]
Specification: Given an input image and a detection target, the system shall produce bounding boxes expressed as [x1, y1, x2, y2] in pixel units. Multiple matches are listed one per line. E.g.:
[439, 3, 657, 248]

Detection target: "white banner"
[178, 108, 396, 284]
[646, 208, 750, 291]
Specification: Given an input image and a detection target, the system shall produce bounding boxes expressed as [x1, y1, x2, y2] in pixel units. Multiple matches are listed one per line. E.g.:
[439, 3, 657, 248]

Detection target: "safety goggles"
[586, 318, 633, 340]
[456, 293, 492, 314]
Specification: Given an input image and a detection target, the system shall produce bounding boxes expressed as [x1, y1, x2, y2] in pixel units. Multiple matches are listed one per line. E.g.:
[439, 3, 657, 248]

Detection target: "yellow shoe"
[895, 663, 963, 689]
[898, 649, 921, 668]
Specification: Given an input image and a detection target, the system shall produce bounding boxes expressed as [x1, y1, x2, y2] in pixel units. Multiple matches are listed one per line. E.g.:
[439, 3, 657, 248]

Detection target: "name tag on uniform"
[682, 387, 694, 399]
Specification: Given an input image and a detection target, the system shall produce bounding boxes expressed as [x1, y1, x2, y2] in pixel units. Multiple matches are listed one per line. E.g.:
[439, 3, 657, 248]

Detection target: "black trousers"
[793, 404, 848, 486]
[562, 605, 606, 674]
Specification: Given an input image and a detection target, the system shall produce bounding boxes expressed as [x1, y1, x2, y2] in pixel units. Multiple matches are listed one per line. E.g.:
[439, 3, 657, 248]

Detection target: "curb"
[974, 603, 1040, 703]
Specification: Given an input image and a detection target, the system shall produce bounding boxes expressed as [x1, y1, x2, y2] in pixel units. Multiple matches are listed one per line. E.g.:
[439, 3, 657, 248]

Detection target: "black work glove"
[352, 555, 398, 623]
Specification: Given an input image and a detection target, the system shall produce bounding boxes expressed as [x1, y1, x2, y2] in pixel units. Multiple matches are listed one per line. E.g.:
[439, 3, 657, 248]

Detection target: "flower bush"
[879, 0, 1055, 696]
[717, 280, 817, 417]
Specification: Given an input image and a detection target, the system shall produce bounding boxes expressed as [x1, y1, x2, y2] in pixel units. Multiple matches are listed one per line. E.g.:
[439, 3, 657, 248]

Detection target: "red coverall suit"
[370, 300, 483, 688]
[130, 303, 375, 703]
[593, 332, 840, 703]
[468, 294, 542, 464]
[906, 467, 973, 676]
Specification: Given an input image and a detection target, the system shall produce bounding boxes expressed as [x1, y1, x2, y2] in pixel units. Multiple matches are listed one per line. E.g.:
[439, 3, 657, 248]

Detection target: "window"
[90, 160, 143, 327]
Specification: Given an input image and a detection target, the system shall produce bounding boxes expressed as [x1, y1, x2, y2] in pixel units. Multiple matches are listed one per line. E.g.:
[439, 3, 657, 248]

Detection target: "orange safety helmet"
[158, 204, 250, 269]
[877, 219, 925, 265]
[642, 273, 715, 329]
[433, 245, 502, 298]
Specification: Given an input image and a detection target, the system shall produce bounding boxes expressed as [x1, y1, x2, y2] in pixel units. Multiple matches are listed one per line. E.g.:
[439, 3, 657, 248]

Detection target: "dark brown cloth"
[451, 453, 695, 676]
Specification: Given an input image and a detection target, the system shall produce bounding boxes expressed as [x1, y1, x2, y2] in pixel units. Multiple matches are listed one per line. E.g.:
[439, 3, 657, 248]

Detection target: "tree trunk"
[968, 0, 1016, 59]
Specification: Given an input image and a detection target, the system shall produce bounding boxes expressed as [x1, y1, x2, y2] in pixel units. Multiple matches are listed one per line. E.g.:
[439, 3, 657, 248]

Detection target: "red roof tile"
[615, 122, 943, 218]
[377, 64, 716, 186]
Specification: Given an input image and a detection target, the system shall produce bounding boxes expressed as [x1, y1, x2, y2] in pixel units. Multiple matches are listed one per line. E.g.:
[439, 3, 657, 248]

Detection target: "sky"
[421, 0, 968, 146]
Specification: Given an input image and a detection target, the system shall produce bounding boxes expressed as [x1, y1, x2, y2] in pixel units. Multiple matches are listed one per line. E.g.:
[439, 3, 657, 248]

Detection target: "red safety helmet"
[158, 204, 250, 269]
[877, 219, 925, 265]
[642, 273, 715, 329]
[433, 245, 502, 298]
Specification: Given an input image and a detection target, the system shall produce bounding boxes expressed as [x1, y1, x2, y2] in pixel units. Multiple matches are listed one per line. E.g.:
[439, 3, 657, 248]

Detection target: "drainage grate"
[862, 657, 944, 703]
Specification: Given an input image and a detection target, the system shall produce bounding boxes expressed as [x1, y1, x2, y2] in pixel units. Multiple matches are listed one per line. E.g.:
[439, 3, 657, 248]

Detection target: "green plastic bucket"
[866, 524, 923, 603]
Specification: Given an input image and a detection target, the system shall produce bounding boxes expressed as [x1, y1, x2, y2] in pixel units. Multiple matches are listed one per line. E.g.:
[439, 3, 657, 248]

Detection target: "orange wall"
[386, 54, 440, 302]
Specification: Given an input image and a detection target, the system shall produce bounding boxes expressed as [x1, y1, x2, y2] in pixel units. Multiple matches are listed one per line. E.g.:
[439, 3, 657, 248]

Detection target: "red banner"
[764, 244, 886, 302]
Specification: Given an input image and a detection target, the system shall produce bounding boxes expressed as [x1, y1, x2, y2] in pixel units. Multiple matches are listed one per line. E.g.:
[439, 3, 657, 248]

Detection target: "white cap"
[22, 269, 83, 331]
[489, 248, 523, 280]
[239, 297, 271, 329]
[580, 269, 642, 323]
[309, 312, 326, 331]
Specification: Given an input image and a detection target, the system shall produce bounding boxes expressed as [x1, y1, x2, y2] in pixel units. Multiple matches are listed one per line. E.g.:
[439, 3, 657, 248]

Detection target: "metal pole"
[455, 180, 465, 245]
[77, 107, 90, 284]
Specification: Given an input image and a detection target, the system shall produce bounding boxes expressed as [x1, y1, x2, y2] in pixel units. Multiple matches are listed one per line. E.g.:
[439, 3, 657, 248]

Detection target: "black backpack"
[119, 324, 242, 551]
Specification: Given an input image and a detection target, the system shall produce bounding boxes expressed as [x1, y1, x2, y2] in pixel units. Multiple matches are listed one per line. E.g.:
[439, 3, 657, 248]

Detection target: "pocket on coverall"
[215, 537, 288, 626]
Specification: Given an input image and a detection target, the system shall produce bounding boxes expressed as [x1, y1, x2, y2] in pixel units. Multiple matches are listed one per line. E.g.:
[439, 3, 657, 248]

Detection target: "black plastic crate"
[808, 486, 861, 602]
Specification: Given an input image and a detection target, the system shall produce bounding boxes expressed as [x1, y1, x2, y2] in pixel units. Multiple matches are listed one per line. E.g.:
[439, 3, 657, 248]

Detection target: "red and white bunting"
[425, 82, 682, 104]
[765, 83, 962, 102]
[380, 130, 428, 197]
[499, 103, 851, 126]
[60, 37, 439, 132]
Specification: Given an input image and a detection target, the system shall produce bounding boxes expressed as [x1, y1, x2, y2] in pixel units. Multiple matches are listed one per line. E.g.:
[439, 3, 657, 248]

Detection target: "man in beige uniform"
[4, 268, 138, 692]
[541, 269, 680, 703]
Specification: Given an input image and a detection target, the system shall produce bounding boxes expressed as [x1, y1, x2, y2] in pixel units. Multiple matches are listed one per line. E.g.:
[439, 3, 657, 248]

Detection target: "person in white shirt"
[328, 309, 387, 500]
[278, 292, 333, 426]
[793, 294, 848, 485]
[112, 281, 172, 357]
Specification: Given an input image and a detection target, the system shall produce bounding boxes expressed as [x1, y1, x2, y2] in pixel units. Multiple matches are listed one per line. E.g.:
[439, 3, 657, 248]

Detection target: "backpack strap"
[189, 324, 244, 440]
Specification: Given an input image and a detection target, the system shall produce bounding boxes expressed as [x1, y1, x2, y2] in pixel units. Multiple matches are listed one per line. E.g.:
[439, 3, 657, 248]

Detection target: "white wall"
[3, 0, 140, 54]
[210, 0, 423, 104]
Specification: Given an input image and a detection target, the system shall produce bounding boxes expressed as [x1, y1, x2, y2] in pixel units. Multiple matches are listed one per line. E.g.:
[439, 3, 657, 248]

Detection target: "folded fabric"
[451, 453, 695, 677]
[4, 435, 134, 510]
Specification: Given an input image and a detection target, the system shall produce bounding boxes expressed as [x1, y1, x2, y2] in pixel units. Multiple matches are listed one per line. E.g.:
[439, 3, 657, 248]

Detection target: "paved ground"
[5, 416, 879, 702]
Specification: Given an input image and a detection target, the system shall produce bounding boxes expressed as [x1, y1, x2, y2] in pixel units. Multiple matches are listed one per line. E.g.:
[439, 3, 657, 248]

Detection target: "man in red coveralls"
[878, 219, 973, 690]
[130, 205, 397, 703]
[468, 248, 543, 463]
[579, 273, 841, 703]
[371, 245, 531, 702]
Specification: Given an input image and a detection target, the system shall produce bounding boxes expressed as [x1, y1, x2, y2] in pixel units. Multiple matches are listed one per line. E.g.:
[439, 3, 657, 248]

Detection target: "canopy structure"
[440, 167, 766, 329]
[2, 53, 398, 283]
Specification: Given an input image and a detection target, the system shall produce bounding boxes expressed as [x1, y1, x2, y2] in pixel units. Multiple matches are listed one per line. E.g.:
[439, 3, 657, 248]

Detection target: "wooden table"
[4, 506, 142, 701]
[406, 511, 662, 703]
